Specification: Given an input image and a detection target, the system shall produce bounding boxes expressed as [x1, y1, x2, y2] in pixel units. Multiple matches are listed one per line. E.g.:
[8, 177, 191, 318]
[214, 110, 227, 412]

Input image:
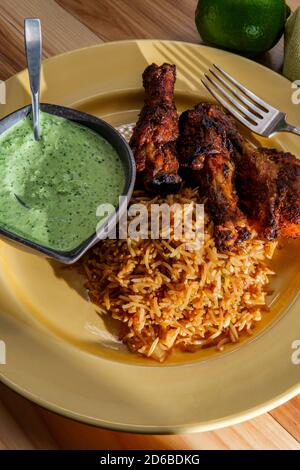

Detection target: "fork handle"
[280, 123, 300, 136]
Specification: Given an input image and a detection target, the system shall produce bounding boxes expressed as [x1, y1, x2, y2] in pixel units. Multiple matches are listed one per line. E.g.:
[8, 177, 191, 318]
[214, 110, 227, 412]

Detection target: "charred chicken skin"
[178, 103, 251, 252]
[234, 144, 300, 240]
[129, 63, 182, 193]
[187, 103, 300, 241]
[202, 104, 300, 239]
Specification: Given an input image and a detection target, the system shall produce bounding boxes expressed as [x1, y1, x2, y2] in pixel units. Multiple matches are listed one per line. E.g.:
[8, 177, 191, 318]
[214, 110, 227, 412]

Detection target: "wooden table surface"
[0, 0, 299, 450]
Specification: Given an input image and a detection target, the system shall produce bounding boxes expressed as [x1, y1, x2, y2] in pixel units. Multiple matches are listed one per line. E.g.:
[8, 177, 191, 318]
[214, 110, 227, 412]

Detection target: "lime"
[195, 0, 289, 55]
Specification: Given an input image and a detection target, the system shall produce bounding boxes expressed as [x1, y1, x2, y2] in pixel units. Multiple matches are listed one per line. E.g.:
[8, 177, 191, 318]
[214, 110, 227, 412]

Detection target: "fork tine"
[201, 78, 258, 132]
[213, 64, 275, 113]
[209, 68, 264, 118]
[204, 74, 259, 125]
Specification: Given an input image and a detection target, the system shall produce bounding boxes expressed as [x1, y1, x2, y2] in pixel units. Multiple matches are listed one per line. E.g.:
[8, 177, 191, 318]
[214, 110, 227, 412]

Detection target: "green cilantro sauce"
[0, 111, 125, 251]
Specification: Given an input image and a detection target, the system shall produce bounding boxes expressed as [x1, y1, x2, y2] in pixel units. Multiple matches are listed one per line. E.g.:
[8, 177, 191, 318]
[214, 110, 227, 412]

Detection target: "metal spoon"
[24, 18, 42, 141]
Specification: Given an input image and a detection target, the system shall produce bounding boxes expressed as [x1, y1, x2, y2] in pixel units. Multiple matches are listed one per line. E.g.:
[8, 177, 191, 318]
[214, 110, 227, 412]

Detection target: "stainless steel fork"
[202, 64, 300, 138]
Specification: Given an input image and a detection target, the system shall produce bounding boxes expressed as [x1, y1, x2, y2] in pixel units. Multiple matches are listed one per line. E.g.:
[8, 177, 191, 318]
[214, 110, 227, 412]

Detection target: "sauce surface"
[0, 111, 125, 251]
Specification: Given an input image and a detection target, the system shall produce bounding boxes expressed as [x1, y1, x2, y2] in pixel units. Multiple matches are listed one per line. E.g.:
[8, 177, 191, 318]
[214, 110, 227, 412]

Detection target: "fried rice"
[82, 187, 277, 362]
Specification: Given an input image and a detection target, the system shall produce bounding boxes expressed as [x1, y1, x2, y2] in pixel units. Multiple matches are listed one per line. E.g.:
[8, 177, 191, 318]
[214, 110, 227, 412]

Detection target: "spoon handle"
[24, 18, 42, 141]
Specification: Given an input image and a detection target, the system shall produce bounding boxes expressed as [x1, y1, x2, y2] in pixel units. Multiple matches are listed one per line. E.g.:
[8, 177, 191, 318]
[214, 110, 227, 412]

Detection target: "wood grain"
[0, 0, 299, 451]
[270, 396, 300, 443]
[56, 0, 198, 42]
[0, 0, 99, 80]
[0, 384, 57, 449]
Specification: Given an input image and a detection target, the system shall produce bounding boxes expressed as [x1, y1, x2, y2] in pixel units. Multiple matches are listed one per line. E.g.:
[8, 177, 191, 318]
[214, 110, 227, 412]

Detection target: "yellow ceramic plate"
[0, 40, 300, 434]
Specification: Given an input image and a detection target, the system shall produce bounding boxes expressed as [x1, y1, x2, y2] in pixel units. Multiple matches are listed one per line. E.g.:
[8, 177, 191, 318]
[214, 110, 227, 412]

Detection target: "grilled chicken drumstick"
[129, 63, 182, 193]
[234, 144, 300, 240]
[196, 104, 300, 240]
[178, 103, 251, 252]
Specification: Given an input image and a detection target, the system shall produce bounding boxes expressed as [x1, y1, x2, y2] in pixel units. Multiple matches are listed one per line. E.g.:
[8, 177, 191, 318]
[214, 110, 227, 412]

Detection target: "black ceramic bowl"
[0, 103, 136, 264]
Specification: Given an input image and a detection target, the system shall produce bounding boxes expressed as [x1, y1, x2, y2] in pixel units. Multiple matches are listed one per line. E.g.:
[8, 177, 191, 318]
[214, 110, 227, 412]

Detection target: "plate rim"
[1, 371, 299, 434]
[4, 38, 295, 90]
